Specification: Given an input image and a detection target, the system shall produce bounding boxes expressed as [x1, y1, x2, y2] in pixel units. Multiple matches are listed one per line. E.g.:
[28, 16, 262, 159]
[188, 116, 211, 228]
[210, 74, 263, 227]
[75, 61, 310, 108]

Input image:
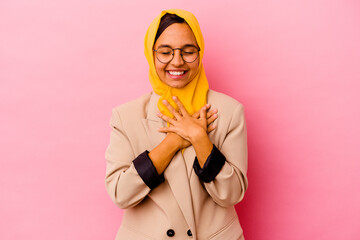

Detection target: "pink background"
[1, 0, 360, 239]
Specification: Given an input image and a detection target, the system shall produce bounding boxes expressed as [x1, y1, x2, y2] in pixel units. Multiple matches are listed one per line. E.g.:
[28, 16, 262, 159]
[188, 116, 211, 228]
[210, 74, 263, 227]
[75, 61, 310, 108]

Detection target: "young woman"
[105, 9, 248, 240]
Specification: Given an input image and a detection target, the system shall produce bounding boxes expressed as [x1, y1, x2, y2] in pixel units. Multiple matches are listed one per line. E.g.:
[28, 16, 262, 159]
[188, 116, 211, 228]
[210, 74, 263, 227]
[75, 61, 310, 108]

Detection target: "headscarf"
[144, 9, 209, 117]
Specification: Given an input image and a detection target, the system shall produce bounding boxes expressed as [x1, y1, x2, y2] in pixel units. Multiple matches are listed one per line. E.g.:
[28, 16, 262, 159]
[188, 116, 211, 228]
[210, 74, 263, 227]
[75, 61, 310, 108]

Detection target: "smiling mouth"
[167, 70, 188, 76]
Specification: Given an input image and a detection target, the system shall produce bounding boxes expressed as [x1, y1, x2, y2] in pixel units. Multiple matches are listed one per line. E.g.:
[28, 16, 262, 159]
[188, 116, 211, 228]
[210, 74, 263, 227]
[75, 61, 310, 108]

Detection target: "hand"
[157, 96, 217, 144]
[193, 104, 218, 133]
[163, 104, 218, 149]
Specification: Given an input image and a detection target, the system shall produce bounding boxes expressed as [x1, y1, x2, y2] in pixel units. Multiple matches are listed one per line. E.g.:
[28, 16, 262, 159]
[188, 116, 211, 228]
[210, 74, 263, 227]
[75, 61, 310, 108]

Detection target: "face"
[153, 23, 200, 89]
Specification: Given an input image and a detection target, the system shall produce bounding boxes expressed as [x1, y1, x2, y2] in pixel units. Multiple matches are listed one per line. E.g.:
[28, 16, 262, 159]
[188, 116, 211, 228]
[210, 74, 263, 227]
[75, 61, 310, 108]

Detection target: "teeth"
[168, 71, 185, 76]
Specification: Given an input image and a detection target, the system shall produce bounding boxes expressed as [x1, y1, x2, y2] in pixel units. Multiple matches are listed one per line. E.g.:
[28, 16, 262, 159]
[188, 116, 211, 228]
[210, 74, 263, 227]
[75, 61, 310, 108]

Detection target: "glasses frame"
[153, 46, 201, 64]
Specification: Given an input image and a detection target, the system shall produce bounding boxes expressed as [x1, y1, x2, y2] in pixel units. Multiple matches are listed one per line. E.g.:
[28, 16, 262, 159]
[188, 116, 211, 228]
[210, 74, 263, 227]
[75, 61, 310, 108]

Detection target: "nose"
[170, 49, 185, 66]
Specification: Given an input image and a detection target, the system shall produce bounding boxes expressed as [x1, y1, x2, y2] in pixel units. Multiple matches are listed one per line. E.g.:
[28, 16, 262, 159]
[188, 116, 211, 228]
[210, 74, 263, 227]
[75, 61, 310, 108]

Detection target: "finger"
[192, 111, 199, 119]
[193, 104, 211, 118]
[207, 113, 218, 125]
[157, 112, 177, 125]
[199, 106, 206, 119]
[206, 108, 217, 119]
[172, 96, 190, 117]
[207, 124, 216, 133]
[158, 126, 176, 133]
[162, 100, 181, 120]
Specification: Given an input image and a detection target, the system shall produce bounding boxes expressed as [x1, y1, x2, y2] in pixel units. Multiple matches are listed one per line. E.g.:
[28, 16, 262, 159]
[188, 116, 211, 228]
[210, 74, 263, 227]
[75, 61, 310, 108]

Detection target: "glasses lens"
[182, 46, 199, 63]
[156, 47, 173, 63]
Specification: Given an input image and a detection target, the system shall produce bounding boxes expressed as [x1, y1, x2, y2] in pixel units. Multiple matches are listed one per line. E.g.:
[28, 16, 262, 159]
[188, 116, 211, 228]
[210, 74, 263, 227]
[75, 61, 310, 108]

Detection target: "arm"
[195, 104, 248, 207]
[105, 108, 154, 209]
[105, 105, 218, 209]
[148, 133, 186, 174]
[158, 98, 248, 207]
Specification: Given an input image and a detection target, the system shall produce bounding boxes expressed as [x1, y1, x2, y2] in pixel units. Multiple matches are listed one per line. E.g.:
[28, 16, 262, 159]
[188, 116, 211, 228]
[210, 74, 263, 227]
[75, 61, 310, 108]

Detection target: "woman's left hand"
[157, 96, 212, 143]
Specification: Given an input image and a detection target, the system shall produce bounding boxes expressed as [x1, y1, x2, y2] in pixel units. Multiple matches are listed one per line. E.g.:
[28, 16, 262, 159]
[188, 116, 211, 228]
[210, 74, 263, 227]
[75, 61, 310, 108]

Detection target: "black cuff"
[133, 150, 165, 189]
[193, 145, 226, 183]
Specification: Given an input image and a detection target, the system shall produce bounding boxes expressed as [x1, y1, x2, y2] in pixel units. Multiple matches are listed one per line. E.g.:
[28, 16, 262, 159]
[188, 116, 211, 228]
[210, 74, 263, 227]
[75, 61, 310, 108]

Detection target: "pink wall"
[1, 0, 359, 239]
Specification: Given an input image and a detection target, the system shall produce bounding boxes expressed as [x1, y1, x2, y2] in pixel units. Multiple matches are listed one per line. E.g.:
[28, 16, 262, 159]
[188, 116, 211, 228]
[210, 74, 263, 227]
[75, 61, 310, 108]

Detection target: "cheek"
[154, 60, 165, 75]
[189, 60, 200, 74]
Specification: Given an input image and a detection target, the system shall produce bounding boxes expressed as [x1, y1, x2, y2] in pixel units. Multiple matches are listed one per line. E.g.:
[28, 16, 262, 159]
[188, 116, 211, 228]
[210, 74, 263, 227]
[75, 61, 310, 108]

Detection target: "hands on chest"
[149, 96, 218, 174]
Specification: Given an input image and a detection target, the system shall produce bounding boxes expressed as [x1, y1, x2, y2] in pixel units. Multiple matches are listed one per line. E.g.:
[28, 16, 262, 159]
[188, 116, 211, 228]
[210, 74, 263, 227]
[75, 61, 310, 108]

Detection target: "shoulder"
[207, 89, 246, 132]
[208, 89, 244, 113]
[110, 92, 152, 129]
[207, 90, 246, 147]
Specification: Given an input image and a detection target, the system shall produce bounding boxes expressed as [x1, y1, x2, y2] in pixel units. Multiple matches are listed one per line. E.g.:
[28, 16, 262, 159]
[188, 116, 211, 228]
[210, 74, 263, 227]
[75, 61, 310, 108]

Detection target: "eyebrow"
[157, 44, 199, 49]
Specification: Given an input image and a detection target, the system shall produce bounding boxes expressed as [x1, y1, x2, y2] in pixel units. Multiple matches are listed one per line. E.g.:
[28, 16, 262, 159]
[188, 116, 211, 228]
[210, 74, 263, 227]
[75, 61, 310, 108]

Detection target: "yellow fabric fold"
[144, 9, 209, 117]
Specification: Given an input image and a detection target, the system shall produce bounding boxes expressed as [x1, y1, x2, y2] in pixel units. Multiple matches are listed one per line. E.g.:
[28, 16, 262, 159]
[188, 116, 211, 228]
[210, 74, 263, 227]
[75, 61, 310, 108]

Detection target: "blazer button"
[187, 229, 193, 237]
[167, 229, 175, 237]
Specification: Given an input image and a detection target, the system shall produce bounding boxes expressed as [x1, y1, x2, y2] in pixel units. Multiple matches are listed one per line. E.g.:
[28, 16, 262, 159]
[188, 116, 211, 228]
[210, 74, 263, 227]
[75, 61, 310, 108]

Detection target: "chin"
[164, 79, 191, 89]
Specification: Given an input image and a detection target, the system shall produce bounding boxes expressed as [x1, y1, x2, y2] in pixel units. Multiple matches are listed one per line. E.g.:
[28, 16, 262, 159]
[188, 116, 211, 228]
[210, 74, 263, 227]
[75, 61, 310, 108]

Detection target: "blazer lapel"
[141, 92, 196, 233]
[183, 146, 196, 178]
[141, 92, 166, 149]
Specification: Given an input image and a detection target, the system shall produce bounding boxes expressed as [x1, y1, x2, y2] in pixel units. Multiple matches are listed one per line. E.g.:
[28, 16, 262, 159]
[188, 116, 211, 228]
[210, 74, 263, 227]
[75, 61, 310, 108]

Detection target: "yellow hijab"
[144, 9, 209, 117]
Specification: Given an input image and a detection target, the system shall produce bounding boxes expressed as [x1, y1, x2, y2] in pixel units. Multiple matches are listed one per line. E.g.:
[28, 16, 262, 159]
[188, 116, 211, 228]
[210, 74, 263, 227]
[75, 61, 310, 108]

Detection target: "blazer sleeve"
[104, 108, 163, 209]
[193, 103, 248, 207]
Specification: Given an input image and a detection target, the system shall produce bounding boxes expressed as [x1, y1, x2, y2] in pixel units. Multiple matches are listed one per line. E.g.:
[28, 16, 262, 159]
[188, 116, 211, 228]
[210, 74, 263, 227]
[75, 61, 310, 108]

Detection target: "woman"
[105, 9, 248, 240]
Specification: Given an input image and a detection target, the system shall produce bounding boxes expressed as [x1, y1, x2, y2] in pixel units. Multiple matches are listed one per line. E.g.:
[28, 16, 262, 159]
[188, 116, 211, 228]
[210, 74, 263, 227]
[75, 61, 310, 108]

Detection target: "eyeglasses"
[153, 46, 200, 64]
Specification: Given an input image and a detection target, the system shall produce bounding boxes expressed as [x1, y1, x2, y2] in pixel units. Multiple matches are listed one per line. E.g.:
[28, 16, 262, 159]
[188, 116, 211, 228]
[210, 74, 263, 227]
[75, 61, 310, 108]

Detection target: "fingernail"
[162, 100, 167, 104]
[172, 96, 177, 100]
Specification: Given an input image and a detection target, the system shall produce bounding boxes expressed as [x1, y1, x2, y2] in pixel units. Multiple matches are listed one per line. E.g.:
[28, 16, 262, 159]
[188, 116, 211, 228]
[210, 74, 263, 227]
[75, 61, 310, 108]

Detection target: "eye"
[182, 47, 198, 55]
[157, 47, 173, 55]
